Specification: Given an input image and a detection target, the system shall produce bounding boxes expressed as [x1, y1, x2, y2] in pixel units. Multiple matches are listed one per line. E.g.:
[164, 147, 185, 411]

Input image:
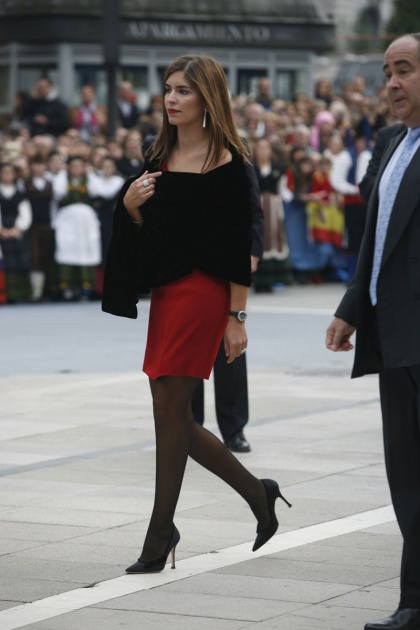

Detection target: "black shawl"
[102, 149, 252, 319]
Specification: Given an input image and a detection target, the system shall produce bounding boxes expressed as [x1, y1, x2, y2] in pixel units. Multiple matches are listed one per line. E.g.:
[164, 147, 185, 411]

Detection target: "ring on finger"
[240, 348, 246, 354]
[143, 178, 150, 188]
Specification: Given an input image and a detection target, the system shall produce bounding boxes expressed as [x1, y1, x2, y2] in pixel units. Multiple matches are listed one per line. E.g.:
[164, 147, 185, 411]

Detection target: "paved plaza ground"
[0, 284, 401, 629]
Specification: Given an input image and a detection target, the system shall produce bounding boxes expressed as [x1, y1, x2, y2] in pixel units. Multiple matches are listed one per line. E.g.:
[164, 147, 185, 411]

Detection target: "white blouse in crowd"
[86, 172, 125, 200]
[280, 174, 293, 203]
[329, 149, 371, 196]
[0, 183, 32, 232]
[52, 171, 76, 202]
[52, 170, 124, 202]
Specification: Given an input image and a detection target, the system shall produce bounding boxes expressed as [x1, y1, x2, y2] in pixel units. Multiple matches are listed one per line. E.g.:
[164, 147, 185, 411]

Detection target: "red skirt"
[143, 269, 230, 380]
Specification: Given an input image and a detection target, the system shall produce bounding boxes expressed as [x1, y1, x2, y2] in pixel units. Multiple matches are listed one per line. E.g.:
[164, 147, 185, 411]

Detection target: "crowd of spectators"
[0, 72, 396, 304]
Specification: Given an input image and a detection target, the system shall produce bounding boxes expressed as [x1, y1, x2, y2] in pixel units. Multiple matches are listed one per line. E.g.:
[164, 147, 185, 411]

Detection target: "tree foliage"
[351, 6, 381, 53]
[386, 0, 420, 39]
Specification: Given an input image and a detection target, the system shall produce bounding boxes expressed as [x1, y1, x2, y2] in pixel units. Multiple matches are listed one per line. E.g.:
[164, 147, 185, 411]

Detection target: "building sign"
[124, 19, 334, 51]
[125, 20, 271, 46]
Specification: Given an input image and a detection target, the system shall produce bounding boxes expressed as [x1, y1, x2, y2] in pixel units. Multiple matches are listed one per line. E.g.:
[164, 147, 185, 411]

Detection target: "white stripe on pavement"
[0, 504, 395, 630]
[248, 305, 334, 316]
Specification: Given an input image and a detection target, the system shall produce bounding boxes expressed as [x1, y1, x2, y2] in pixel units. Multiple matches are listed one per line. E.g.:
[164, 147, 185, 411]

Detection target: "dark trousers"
[191, 340, 248, 442]
[379, 365, 420, 607]
[29, 224, 54, 274]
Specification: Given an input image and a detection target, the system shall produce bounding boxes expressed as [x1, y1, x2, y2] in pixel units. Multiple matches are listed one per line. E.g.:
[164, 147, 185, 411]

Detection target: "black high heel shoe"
[252, 479, 291, 552]
[126, 525, 181, 573]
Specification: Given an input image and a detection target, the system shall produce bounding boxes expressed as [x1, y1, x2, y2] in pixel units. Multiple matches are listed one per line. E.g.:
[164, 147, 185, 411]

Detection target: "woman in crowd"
[69, 85, 107, 142]
[309, 110, 336, 153]
[329, 131, 370, 279]
[116, 128, 144, 178]
[252, 137, 288, 292]
[306, 156, 348, 283]
[0, 162, 32, 302]
[281, 148, 325, 283]
[103, 53, 291, 573]
[314, 78, 334, 107]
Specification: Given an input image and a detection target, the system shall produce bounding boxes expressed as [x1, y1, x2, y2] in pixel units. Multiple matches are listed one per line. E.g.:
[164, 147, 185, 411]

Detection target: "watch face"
[238, 311, 247, 322]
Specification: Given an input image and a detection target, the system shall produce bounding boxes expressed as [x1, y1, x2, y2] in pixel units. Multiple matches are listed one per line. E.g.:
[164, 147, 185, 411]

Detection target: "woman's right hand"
[123, 170, 162, 223]
[0, 227, 19, 239]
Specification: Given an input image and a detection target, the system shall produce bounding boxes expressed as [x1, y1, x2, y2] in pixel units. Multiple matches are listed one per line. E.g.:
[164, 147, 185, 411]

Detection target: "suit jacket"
[117, 102, 140, 129]
[336, 126, 420, 377]
[359, 123, 406, 202]
[24, 95, 69, 137]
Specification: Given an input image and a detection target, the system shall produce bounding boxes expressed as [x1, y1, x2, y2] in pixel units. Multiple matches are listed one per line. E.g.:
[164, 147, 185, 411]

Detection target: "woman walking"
[103, 54, 291, 573]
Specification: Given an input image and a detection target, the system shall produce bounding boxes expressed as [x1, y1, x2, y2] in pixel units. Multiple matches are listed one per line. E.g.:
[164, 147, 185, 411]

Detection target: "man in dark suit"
[326, 33, 420, 630]
[191, 161, 264, 453]
[24, 77, 69, 137]
[117, 81, 141, 129]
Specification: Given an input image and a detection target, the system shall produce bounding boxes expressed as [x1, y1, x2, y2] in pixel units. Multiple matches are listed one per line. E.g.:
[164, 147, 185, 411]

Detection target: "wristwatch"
[229, 310, 247, 322]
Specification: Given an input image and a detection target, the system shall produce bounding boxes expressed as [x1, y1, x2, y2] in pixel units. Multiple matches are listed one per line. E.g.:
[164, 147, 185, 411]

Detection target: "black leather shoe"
[364, 608, 420, 629]
[225, 431, 251, 453]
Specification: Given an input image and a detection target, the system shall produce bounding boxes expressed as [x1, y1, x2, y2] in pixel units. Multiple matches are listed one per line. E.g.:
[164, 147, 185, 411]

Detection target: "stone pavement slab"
[0, 285, 402, 629]
[20, 608, 250, 630]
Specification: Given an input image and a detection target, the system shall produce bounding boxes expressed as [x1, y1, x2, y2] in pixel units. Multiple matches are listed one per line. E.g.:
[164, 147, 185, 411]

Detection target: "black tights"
[139, 375, 270, 561]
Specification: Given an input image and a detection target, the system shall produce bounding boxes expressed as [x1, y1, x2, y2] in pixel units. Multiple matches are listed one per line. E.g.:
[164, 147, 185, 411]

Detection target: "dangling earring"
[202, 107, 207, 128]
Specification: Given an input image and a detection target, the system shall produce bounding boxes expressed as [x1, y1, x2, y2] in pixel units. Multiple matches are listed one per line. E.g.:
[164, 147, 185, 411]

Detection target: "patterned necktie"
[369, 126, 420, 305]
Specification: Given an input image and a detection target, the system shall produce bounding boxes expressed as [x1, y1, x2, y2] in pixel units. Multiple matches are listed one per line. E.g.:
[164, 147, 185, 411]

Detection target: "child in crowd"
[0, 162, 32, 302]
[24, 155, 55, 300]
[307, 156, 349, 283]
[282, 152, 325, 284]
[46, 150, 66, 182]
[53, 155, 100, 300]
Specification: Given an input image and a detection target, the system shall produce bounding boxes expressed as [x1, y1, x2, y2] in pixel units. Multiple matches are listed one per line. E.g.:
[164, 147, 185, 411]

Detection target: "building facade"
[317, 0, 393, 52]
[0, 0, 334, 115]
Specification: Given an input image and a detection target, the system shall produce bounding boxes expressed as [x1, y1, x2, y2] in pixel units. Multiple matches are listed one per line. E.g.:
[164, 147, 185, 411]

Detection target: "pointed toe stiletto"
[126, 525, 181, 574]
[252, 479, 292, 552]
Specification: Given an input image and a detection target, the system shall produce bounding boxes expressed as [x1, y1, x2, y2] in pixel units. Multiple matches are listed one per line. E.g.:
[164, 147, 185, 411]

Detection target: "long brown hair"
[147, 54, 249, 171]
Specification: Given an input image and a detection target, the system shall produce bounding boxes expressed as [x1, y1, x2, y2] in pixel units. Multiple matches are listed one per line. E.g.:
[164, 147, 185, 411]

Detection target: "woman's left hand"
[224, 319, 248, 364]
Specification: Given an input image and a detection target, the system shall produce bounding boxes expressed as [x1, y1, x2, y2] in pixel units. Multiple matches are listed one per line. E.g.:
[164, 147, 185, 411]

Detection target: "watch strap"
[229, 310, 247, 321]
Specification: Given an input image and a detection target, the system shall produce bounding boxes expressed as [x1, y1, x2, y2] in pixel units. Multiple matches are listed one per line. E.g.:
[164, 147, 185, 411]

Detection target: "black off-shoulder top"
[102, 148, 252, 319]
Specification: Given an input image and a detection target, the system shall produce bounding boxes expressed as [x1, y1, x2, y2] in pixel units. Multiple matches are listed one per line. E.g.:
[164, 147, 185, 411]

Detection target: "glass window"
[18, 66, 58, 95]
[237, 69, 267, 98]
[276, 71, 294, 100]
[0, 65, 10, 107]
[275, 69, 308, 100]
[157, 66, 166, 90]
[75, 64, 149, 110]
[75, 65, 107, 105]
[295, 69, 308, 97]
[119, 66, 149, 111]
